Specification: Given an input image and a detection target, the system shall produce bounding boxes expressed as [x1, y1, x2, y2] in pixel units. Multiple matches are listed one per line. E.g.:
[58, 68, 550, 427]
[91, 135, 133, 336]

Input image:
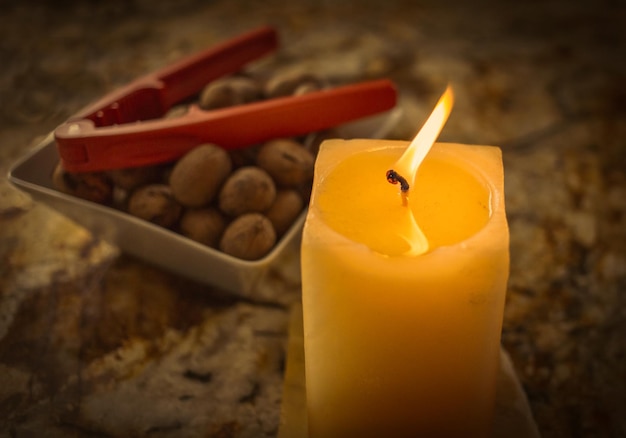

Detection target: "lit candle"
[301, 87, 509, 437]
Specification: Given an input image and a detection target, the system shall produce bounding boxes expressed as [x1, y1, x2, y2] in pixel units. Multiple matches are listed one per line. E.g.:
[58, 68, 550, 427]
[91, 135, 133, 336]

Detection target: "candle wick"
[386, 169, 410, 193]
[401, 191, 409, 207]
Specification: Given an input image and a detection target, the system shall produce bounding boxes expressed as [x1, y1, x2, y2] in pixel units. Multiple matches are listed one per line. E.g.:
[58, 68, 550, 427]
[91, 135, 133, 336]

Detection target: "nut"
[106, 165, 163, 191]
[256, 139, 314, 187]
[263, 71, 322, 98]
[218, 166, 276, 217]
[199, 76, 261, 110]
[164, 104, 189, 118]
[265, 189, 304, 237]
[179, 207, 227, 248]
[169, 144, 232, 207]
[52, 163, 113, 204]
[127, 184, 182, 228]
[219, 213, 276, 260]
[293, 81, 322, 96]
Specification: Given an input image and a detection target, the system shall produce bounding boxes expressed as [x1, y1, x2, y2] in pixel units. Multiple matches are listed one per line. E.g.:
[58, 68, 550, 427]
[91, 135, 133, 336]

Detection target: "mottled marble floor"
[1, 0, 625, 437]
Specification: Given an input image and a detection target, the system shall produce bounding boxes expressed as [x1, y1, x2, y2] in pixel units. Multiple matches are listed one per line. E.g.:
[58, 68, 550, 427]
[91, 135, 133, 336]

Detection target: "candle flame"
[394, 85, 454, 184]
[392, 85, 454, 256]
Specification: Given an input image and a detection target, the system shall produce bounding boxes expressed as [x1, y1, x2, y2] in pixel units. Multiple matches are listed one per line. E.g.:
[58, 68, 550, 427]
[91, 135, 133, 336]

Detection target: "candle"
[301, 87, 509, 437]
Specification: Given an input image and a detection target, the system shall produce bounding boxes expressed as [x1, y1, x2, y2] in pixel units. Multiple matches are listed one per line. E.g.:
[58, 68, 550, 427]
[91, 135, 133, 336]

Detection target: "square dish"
[8, 108, 402, 300]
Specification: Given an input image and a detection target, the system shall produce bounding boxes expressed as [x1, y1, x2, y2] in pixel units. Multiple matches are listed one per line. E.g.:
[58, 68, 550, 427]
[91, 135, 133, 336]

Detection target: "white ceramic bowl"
[8, 108, 402, 300]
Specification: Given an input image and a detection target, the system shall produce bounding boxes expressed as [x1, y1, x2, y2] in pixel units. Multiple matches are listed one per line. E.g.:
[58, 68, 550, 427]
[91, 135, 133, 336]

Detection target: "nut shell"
[163, 104, 189, 118]
[219, 213, 276, 260]
[169, 144, 232, 207]
[263, 71, 322, 98]
[127, 184, 182, 228]
[106, 165, 162, 191]
[52, 163, 113, 204]
[256, 139, 314, 187]
[199, 76, 261, 110]
[218, 166, 276, 216]
[179, 207, 227, 248]
[265, 190, 304, 237]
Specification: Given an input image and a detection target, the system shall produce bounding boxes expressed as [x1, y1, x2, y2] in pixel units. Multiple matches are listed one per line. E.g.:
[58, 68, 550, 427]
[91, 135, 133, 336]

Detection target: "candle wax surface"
[317, 144, 491, 255]
[301, 139, 509, 437]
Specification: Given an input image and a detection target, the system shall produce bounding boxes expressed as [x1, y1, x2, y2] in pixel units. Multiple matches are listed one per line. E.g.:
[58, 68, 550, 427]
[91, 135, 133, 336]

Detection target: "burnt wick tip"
[386, 169, 410, 192]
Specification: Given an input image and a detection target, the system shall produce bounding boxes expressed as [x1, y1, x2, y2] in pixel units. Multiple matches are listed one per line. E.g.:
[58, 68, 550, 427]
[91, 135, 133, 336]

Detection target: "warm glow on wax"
[399, 202, 429, 256]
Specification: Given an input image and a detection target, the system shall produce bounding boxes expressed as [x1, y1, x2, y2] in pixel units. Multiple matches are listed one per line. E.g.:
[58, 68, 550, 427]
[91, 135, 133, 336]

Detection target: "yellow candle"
[301, 136, 509, 434]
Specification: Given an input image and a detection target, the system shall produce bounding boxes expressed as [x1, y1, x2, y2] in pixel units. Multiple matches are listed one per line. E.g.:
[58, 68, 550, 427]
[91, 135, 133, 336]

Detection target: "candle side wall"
[302, 140, 509, 438]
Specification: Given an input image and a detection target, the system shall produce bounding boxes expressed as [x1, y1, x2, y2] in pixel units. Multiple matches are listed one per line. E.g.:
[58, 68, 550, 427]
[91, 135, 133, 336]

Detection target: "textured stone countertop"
[1, 0, 625, 437]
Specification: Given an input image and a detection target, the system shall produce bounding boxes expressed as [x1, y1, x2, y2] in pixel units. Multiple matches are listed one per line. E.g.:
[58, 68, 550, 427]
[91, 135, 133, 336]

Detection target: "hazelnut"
[106, 165, 162, 191]
[218, 166, 276, 217]
[199, 76, 261, 110]
[179, 207, 227, 248]
[169, 144, 232, 207]
[52, 163, 113, 204]
[256, 139, 314, 187]
[263, 71, 322, 98]
[127, 184, 182, 228]
[293, 81, 322, 96]
[219, 213, 276, 260]
[164, 104, 189, 118]
[265, 190, 304, 237]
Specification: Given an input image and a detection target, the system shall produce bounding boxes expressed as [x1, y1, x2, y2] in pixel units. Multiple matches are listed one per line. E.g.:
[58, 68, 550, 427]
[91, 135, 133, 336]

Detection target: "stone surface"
[1, 0, 625, 437]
